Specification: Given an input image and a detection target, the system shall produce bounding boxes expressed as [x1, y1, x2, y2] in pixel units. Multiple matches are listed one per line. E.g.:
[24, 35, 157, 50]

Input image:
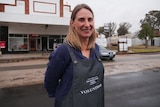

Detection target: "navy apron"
[56, 44, 104, 107]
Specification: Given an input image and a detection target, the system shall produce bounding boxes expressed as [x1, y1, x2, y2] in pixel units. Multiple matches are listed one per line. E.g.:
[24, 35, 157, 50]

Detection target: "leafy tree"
[138, 22, 154, 48]
[97, 26, 104, 34]
[140, 10, 160, 45]
[140, 10, 160, 31]
[117, 22, 131, 36]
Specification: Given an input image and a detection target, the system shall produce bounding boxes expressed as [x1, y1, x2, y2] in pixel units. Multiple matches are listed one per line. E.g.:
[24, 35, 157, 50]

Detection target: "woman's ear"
[70, 20, 74, 28]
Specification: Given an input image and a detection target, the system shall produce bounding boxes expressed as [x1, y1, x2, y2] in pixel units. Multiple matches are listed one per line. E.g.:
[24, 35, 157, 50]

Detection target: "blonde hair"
[65, 4, 97, 50]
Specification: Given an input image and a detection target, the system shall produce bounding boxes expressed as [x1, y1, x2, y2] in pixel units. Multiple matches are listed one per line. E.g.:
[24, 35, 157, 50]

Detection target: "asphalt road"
[0, 64, 46, 71]
[0, 68, 160, 107]
[0, 53, 160, 107]
[0, 52, 160, 72]
[104, 68, 160, 107]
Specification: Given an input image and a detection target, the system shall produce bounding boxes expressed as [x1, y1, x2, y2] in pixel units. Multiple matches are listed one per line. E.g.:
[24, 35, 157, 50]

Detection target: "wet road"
[0, 64, 46, 72]
[105, 69, 160, 107]
[0, 53, 160, 71]
[0, 53, 160, 107]
[0, 68, 160, 107]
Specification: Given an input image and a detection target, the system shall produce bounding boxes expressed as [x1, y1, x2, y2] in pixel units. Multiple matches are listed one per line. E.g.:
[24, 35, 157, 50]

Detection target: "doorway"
[42, 37, 47, 51]
[29, 38, 36, 51]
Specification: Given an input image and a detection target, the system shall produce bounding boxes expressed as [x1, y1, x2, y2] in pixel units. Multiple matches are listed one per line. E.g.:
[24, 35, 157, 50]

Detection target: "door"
[42, 37, 47, 51]
[29, 38, 36, 51]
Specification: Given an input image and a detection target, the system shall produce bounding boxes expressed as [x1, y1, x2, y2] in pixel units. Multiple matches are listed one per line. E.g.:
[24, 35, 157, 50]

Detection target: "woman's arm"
[44, 44, 70, 97]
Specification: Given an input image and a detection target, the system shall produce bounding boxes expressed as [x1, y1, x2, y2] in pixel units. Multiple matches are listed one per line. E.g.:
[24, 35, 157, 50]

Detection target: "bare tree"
[97, 22, 117, 38]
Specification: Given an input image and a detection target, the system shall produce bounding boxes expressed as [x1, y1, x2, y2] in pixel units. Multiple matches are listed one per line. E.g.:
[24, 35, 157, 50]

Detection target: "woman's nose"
[84, 20, 90, 26]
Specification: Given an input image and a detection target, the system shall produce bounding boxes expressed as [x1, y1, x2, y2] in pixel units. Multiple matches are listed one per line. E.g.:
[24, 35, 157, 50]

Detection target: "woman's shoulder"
[57, 43, 68, 51]
[95, 43, 100, 51]
[49, 43, 70, 60]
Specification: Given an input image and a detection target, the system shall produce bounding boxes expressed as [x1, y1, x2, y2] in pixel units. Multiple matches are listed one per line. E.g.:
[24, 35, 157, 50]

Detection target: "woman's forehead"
[75, 8, 94, 18]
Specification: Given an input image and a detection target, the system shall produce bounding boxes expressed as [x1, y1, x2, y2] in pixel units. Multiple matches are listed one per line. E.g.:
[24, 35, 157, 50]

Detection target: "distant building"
[96, 34, 107, 47]
[0, 0, 72, 54]
[109, 34, 132, 46]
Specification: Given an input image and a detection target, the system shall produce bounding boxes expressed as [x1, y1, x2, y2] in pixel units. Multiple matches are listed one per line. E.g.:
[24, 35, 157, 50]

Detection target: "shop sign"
[29, 34, 39, 36]
[0, 41, 6, 48]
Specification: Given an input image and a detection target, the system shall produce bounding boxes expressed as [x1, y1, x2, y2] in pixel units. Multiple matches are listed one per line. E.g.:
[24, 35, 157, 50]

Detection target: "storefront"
[0, 24, 68, 54]
[0, 0, 71, 54]
[7, 34, 66, 52]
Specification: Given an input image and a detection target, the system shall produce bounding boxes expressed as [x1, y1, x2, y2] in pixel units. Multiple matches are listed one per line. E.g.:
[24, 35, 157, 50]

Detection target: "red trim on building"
[0, 0, 29, 14]
[0, 4, 4, 12]
[25, 0, 29, 14]
[33, 1, 56, 14]
[60, 0, 63, 17]
[64, 4, 72, 12]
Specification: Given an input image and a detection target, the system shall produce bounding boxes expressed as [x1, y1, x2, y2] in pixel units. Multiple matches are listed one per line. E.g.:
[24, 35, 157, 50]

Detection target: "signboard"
[0, 41, 6, 48]
[104, 23, 110, 33]
[29, 34, 39, 36]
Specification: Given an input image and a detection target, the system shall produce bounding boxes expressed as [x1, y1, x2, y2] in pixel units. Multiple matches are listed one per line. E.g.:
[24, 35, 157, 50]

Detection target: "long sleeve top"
[44, 43, 99, 101]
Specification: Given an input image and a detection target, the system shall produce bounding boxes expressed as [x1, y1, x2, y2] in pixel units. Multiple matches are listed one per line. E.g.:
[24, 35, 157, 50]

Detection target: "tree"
[140, 10, 160, 45]
[97, 26, 104, 34]
[97, 22, 117, 38]
[140, 10, 160, 31]
[117, 22, 131, 36]
[138, 22, 154, 48]
[107, 22, 117, 36]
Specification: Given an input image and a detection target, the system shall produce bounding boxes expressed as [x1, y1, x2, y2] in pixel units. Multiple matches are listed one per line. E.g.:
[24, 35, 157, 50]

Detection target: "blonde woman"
[44, 3, 104, 107]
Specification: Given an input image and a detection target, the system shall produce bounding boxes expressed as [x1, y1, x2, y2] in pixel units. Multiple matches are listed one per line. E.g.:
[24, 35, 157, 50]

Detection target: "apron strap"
[64, 43, 78, 64]
[65, 43, 101, 63]
[93, 48, 102, 62]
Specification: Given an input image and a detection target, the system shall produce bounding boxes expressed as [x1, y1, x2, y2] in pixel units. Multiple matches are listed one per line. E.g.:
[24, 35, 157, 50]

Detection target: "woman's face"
[71, 8, 94, 39]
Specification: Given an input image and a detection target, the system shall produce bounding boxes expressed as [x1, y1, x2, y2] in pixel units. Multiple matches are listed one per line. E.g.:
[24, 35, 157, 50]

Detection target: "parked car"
[98, 45, 116, 60]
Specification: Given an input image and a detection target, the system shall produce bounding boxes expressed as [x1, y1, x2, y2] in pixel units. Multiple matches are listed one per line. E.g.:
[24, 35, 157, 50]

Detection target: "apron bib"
[56, 44, 104, 107]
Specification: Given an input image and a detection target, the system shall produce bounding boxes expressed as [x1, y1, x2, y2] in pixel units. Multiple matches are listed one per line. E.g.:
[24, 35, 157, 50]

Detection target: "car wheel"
[109, 58, 113, 60]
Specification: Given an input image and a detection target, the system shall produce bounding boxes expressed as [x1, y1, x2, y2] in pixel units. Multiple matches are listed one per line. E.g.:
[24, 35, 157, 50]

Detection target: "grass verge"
[109, 45, 160, 53]
[129, 45, 160, 53]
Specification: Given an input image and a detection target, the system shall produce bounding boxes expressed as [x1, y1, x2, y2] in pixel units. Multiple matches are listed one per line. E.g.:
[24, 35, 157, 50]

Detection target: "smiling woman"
[66, 3, 96, 50]
[71, 8, 94, 39]
[44, 3, 104, 107]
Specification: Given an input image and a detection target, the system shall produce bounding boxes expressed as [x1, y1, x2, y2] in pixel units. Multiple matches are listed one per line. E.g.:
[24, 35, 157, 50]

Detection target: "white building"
[96, 34, 107, 47]
[0, 0, 71, 54]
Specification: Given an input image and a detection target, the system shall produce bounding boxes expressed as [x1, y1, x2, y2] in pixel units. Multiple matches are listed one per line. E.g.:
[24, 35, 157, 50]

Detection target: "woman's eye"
[79, 18, 85, 22]
[78, 17, 93, 22]
[88, 18, 93, 22]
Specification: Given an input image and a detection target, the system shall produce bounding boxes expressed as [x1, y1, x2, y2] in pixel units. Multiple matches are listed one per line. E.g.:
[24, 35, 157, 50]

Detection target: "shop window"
[8, 34, 29, 51]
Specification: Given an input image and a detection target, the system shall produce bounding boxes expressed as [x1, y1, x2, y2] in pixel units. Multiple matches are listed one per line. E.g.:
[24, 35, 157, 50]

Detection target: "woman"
[44, 3, 104, 107]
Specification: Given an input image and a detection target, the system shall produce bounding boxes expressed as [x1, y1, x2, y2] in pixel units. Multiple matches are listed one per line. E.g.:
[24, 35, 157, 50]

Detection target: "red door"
[29, 38, 36, 51]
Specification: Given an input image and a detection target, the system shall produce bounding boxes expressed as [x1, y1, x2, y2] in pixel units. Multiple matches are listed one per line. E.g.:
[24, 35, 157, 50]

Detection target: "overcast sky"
[64, 0, 160, 33]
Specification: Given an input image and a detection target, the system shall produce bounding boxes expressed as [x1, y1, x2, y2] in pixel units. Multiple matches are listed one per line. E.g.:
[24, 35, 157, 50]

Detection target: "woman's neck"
[80, 38, 89, 50]
[80, 38, 90, 59]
